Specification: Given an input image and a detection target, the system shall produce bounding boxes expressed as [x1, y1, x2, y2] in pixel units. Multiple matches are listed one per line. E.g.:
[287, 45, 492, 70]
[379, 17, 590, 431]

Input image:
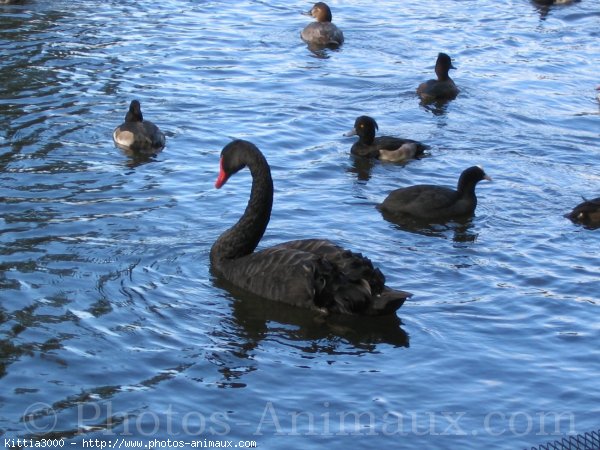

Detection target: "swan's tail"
[367, 288, 412, 316]
[329, 283, 411, 316]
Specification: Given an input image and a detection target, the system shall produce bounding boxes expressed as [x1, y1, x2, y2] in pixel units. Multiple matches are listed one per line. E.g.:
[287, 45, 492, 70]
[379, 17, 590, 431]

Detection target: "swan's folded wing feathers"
[271, 239, 387, 297]
[253, 246, 371, 314]
[221, 246, 327, 310]
[216, 239, 407, 315]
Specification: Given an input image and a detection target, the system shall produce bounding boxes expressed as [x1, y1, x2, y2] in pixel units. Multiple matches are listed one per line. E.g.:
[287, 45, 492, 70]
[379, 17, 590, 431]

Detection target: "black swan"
[379, 166, 491, 221]
[417, 53, 459, 103]
[565, 197, 600, 229]
[210, 140, 411, 316]
[113, 100, 165, 153]
[344, 115, 428, 162]
[301, 2, 344, 48]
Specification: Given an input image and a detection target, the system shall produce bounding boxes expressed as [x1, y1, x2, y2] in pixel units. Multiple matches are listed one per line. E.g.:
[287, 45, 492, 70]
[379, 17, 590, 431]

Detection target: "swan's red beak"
[215, 157, 228, 189]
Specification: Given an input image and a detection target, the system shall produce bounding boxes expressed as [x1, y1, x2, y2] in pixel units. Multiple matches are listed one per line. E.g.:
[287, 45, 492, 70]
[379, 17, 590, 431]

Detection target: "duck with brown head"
[210, 140, 411, 316]
[301, 2, 344, 49]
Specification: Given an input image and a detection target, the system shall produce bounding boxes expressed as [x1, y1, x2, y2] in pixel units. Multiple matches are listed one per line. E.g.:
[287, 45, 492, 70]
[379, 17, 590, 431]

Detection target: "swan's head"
[215, 139, 259, 188]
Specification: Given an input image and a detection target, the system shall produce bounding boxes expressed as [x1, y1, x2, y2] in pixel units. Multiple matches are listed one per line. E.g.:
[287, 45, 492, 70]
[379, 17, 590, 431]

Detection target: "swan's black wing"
[215, 245, 328, 310]
[271, 239, 410, 315]
[214, 239, 409, 316]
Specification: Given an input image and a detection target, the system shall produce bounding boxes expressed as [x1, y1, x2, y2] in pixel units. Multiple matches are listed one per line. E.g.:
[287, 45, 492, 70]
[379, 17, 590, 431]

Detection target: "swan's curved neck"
[211, 152, 273, 263]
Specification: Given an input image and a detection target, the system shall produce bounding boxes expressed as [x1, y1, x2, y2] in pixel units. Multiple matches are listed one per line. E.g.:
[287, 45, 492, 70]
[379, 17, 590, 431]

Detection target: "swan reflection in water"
[215, 276, 410, 351]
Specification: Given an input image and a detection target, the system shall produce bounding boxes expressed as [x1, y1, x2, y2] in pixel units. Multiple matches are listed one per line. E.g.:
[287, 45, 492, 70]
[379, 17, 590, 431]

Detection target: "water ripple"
[1, 1, 599, 448]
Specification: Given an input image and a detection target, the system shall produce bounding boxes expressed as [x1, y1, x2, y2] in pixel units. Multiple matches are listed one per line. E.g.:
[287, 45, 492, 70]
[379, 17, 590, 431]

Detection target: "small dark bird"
[379, 166, 491, 221]
[417, 53, 459, 103]
[565, 197, 600, 229]
[344, 116, 428, 162]
[113, 100, 165, 153]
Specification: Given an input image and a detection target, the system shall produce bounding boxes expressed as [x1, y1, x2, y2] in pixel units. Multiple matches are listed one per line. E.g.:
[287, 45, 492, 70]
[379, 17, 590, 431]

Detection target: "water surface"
[1, 1, 599, 448]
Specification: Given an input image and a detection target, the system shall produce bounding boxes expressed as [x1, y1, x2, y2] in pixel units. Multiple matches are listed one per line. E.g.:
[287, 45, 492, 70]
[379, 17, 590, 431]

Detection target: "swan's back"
[213, 239, 409, 316]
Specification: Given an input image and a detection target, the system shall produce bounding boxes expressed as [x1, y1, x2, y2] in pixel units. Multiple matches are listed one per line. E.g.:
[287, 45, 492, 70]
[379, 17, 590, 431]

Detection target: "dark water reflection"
[530, 0, 582, 19]
[379, 208, 479, 242]
[220, 279, 410, 351]
[420, 100, 453, 117]
[347, 156, 376, 182]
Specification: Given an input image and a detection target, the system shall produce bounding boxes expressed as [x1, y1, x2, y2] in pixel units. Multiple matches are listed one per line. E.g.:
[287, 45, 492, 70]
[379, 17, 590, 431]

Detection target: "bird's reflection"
[347, 155, 422, 183]
[530, 0, 580, 20]
[117, 148, 161, 169]
[419, 98, 452, 116]
[306, 46, 332, 59]
[213, 277, 409, 353]
[379, 208, 478, 243]
[347, 155, 376, 182]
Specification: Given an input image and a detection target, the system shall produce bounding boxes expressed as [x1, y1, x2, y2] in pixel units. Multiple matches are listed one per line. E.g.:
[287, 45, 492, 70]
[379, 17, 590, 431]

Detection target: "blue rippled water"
[1, 1, 599, 449]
